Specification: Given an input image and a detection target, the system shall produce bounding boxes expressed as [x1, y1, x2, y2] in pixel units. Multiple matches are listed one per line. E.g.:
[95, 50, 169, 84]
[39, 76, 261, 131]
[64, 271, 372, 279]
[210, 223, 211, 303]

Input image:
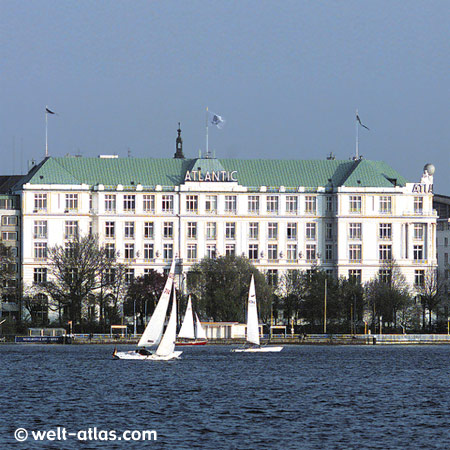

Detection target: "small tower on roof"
[174, 123, 185, 159]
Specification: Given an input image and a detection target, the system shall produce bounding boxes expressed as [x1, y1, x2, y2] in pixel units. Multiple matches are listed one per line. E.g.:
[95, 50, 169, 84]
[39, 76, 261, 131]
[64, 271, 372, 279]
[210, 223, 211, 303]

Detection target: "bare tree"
[38, 234, 124, 328]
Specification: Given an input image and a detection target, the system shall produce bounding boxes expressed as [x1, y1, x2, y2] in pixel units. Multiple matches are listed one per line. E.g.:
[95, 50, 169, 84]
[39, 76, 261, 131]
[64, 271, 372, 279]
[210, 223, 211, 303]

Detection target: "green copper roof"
[18, 156, 408, 189]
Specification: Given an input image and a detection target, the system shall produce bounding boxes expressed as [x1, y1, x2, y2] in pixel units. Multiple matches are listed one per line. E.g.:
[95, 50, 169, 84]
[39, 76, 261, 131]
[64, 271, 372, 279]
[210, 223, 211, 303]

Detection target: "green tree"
[187, 255, 272, 323]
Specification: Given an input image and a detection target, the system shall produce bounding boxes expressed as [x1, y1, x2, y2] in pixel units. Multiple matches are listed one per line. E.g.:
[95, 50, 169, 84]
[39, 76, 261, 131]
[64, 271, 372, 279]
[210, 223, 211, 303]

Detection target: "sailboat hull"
[113, 350, 183, 360]
[175, 339, 208, 346]
[232, 346, 283, 353]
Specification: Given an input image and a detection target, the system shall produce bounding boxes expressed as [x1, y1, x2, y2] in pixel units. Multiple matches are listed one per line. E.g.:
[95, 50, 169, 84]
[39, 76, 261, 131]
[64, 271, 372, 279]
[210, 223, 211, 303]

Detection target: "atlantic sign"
[184, 170, 237, 182]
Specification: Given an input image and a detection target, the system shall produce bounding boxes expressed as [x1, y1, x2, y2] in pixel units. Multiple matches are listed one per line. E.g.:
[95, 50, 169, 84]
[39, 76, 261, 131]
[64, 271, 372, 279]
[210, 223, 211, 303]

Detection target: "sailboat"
[232, 275, 283, 353]
[113, 260, 183, 361]
[176, 296, 208, 346]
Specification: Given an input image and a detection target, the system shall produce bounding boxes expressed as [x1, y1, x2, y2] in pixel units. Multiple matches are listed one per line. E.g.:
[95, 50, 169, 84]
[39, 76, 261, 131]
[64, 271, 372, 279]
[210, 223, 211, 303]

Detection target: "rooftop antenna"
[45, 106, 56, 157]
[127, 147, 131, 158]
[206, 107, 210, 158]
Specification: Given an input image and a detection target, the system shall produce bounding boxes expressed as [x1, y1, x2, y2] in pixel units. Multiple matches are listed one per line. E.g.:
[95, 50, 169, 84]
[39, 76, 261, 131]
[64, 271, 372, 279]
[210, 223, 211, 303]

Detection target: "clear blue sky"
[1, 0, 448, 192]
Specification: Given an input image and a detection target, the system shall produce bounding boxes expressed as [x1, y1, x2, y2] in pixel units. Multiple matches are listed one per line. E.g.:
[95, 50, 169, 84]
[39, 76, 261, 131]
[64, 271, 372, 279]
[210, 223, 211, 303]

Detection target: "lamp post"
[133, 298, 137, 337]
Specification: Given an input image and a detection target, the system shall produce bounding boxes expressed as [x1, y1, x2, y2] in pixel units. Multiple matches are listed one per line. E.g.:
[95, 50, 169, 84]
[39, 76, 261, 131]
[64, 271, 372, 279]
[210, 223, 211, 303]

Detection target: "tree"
[338, 276, 365, 333]
[187, 255, 272, 323]
[278, 270, 303, 325]
[416, 266, 445, 331]
[39, 234, 124, 328]
[124, 270, 166, 330]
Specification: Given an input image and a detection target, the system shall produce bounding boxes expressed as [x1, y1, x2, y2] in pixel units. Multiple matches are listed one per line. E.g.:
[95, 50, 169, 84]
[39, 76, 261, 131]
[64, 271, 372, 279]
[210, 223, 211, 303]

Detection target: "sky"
[0, 0, 448, 192]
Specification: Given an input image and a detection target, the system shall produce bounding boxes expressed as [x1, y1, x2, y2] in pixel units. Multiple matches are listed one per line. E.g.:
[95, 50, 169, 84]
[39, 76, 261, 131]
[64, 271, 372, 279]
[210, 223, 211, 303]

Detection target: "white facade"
[19, 164, 437, 295]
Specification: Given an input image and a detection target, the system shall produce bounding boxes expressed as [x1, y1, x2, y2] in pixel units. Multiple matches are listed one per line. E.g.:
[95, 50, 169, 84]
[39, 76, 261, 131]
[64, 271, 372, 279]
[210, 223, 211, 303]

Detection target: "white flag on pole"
[208, 111, 226, 129]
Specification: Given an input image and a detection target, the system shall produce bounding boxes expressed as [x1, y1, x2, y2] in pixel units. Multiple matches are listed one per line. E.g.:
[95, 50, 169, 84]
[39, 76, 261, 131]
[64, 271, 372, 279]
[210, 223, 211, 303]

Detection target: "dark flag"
[46, 107, 56, 114]
[356, 113, 369, 130]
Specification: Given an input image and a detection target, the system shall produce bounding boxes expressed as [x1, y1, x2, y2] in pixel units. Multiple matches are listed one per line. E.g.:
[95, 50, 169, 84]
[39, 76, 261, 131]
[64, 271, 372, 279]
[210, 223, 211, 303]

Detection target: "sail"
[246, 275, 260, 346]
[137, 259, 175, 347]
[155, 290, 177, 356]
[195, 313, 207, 340]
[178, 296, 195, 339]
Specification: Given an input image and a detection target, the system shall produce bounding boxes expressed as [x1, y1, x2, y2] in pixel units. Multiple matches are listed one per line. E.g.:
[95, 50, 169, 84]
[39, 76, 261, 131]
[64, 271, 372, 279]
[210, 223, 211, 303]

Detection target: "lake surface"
[1, 344, 450, 449]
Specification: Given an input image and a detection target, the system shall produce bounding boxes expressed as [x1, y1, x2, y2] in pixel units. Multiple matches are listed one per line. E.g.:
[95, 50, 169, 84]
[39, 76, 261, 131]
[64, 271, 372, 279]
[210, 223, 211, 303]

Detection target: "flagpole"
[355, 109, 359, 160]
[206, 106, 209, 158]
[45, 106, 48, 157]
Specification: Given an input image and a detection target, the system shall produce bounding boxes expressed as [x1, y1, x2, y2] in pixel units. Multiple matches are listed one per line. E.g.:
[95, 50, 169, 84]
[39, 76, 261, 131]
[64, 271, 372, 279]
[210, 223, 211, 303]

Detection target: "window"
[348, 269, 362, 283]
[287, 244, 297, 261]
[206, 244, 216, 259]
[325, 244, 333, 261]
[124, 243, 135, 260]
[163, 243, 173, 260]
[105, 222, 115, 238]
[34, 194, 47, 211]
[414, 197, 423, 214]
[64, 221, 78, 239]
[379, 196, 392, 214]
[326, 196, 333, 212]
[2, 216, 17, 226]
[105, 269, 115, 284]
[267, 269, 278, 287]
[65, 242, 75, 258]
[0, 198, 16, 209]
[268, 223, 278, 240]
[187, 222, 197, 239]
[379, 269, 392, 284]
[306, 223, 316, 240]
[105, 194, 116, 212]
[287, 223, 297, 240]
[413, 245, 424, 261]
[446, 238, 449, 247]
[2, 232, 17, 241]
[225, 222, 236, 239]
[125, 268, 135, 284]
[34, 268, 47, 284]
[349, 196, 362, 213]
[268, 244, 278, 261]
[144, 243, 154, 260]
[349, 244, 362, 262]
[206, 222, 216, 240]
[225, 196, 237, 213]
[105, 243, 115, 259]
[187, 244, 197, 261]
[305, 196, 317, 214]
[144, 222, 154, 239]
[266, 196, 279, 214]
[124, 221, 135, 239]
[34, 242, 47, 260]
[379, 244, 392, 261]
[415, 270, 425, 287]
[248, 244, 258, 260]
[379, 223, 392, 240]
[248, 196, 260, 214]
[225, 244, 235, 256]
[306, 244, 316, 261]
[89, 194, 93, 211]
[249, 222, 259, 239]
[123, 195, 136, 212]
[163, 222, 173, 239]
[186, 195, 198, 213]
[143, 195, 155, 212]
[34, 221, 47, 239]
[65, 193, 78, 211]
[205, 195, 217, 213]
[286, 196, 298, 214]
[162, 195, 174, 213]
[413, 223, 424, 240]
[325, 223, 333, 241]
[349, 223, 362, 240]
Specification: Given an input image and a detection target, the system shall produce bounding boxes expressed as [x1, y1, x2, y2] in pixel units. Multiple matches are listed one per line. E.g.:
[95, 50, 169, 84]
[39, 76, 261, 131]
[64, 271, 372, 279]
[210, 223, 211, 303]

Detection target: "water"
[1, 344, 450, 449]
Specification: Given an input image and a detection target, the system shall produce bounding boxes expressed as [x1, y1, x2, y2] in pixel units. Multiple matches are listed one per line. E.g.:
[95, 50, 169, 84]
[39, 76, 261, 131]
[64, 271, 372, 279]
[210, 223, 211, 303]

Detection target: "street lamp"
[133, 298, 137, 337]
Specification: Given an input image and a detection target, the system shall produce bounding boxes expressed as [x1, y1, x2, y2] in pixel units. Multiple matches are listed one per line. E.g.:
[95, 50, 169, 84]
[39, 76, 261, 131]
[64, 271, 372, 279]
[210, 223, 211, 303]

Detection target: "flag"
[356, 113, 369, 130]
[46, 107, 56, 114]
[208, 110, 225, 129]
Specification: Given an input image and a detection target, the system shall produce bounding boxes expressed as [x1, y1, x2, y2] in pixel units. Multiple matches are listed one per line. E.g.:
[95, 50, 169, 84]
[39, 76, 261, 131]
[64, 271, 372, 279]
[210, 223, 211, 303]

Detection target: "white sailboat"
[113, 260, 182, 360]
[176, 296, 207, 346]
[232, 275, 283, 353]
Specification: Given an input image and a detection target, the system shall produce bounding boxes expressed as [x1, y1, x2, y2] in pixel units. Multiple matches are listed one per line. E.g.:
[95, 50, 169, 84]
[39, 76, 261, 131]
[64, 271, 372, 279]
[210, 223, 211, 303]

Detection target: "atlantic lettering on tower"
[184, 170, 238, 182]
